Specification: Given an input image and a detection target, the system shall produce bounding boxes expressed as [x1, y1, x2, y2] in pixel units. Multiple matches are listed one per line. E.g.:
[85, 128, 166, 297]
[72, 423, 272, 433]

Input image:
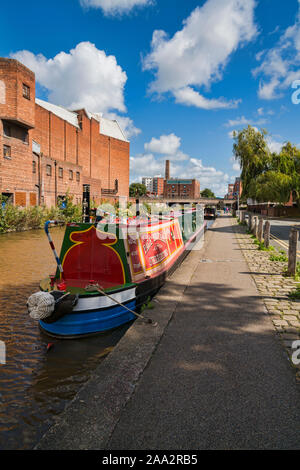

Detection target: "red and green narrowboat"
[35, 207, 205, 338]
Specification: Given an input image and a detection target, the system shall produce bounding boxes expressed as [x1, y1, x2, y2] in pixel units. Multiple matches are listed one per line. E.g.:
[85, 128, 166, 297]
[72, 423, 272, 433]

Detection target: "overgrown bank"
[0, 194, 82, 233]
[0, 196, 170, 234]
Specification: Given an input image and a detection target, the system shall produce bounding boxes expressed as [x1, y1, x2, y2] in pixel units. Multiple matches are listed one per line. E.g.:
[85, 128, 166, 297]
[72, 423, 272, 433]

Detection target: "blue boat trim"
[40, 300, 137, 336]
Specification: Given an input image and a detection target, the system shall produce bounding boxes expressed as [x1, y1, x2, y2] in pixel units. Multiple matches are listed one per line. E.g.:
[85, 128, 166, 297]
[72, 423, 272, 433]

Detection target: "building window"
[46, 164, 52, 176]
[69, 170, 73, 180]
[2, 120, 28, 143]
[3, 145, 11, 159]
[3, 122, 11, 137]
[32, 161, 36, 173]
[58, 167, 63, 178]
[23, 83, 30, 100]
[76, 171, 80, 182]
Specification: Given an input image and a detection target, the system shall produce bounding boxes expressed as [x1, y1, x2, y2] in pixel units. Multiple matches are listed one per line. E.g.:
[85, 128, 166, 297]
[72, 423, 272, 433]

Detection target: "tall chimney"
[165, 160, 170, 180]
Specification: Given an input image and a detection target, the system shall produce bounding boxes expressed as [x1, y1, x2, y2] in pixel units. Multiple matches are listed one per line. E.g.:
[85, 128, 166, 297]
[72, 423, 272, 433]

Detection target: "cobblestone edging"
[232, 219, 300, 382]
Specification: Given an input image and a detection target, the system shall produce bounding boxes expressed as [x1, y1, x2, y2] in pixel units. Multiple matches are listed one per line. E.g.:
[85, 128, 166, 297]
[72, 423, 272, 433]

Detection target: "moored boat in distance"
[30, 195, 206, 338]
[204, 207, 216, 220]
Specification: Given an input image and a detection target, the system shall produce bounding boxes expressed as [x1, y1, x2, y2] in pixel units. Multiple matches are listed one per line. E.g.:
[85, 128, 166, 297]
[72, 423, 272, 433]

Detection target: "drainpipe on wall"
[108, 137, 111, 190]
[38, 152, 42, 205]
[54, 160, 57, 206]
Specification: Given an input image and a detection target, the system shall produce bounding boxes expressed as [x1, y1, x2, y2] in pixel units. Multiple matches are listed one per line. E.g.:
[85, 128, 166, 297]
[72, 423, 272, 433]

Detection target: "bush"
[0, 195, 82, 233]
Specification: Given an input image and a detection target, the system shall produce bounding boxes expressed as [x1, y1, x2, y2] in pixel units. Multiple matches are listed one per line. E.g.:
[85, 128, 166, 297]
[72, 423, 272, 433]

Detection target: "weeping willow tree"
[247, 171, 293, 203]
[233, 126, 300, 205]
[233, 126, 271, 199]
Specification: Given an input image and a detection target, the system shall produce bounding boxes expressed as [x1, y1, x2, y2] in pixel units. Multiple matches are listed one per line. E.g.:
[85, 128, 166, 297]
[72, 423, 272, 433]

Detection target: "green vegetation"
[233, 126, 300, 205]
[269, 253, 288, 262]
[0, 193, 82, 234]
[283, 262, 300, 281]
[250, 234, 274, 251]
[129, 183, 147, 197]
[288, 286, 300, 301]
[140, 296, 154, 313]
[201, 188, 216, 198]
[294, 263, 300, 281]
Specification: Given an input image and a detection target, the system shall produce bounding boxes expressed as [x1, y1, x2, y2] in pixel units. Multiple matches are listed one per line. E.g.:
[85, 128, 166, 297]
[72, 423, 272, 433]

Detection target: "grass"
[295, 263, 300, 281]
[269, 253, 288, 262]
[140, 296, 154, 313]
[289, 286, 300, 300]
[252, 238, 274, 251]
[283, 262, 300, 281]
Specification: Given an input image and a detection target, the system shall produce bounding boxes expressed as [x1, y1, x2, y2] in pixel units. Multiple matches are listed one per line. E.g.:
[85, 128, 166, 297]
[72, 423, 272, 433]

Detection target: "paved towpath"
[37, 216, 300, 450]
[105, 215, 300, 450]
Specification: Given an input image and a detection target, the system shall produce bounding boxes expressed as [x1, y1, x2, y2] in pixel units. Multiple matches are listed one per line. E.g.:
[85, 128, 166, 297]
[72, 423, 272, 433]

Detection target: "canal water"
[0, 227, 131, 450]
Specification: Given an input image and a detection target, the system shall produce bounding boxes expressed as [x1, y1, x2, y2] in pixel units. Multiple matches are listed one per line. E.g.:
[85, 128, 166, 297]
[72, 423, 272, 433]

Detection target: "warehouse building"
[0, 58, 130, 207]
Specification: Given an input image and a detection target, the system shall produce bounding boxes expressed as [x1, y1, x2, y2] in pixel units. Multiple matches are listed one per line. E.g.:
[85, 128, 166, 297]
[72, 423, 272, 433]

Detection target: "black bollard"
[82, 184, 90, 223]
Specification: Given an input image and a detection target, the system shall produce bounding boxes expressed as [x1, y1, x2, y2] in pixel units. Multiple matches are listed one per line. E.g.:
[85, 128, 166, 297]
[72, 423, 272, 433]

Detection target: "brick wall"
[0, 59, 35, 129]
[0, 58, 130, 208]
[164, 179, 200, 199]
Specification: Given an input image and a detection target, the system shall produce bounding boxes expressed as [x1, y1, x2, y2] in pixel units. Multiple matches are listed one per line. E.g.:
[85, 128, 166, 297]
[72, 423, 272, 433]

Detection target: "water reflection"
[0, 228, 131, 450]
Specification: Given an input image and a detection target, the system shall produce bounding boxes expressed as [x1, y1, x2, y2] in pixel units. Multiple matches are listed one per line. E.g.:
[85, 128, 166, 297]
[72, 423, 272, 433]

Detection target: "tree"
[201, 188, 216, 198]
[233, 126, 300, 205]
[233, 125, 271, 199]
[129, 183, 147, 197]
[248, 171, 293, 204]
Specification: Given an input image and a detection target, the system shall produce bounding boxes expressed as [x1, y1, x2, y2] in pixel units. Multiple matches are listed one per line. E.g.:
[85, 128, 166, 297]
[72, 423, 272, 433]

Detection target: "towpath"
[37, 215, 300, 450]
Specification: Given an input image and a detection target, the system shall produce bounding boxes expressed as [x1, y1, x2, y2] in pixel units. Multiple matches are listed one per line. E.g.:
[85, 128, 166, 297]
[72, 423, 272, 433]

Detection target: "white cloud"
[144, 133, 181, 154]
[257, 107, 274, 116]
[105, 112, 141, 139]
[80, 0, 152, 16]
[11, 42, 127, 114]
[225, 115, 267, 128]
[143, 0, 257, 109]
[11, 42, 140, 139]
[173, 87, 240, 110]
[230, 156, 241, 172]
[253, 3, 300, 99]
[130, 153, 163, 180]
[267, 136, 283, 153]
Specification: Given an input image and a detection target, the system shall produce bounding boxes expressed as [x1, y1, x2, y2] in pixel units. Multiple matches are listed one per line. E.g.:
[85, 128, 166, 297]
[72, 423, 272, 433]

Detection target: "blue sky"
[1, 0, 300, 196]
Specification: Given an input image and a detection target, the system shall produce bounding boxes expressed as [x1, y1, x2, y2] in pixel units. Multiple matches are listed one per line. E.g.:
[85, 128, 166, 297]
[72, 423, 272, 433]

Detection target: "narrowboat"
[29, 203, 205, 338]
[204, 207, 216, 220]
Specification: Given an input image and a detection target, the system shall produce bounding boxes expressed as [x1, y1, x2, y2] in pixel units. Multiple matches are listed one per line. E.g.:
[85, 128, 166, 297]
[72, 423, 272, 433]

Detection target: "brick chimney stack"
[165, 159, 170, 180]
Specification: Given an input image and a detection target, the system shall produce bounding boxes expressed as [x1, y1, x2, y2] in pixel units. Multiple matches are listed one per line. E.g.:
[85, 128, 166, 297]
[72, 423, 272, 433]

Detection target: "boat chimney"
[82, 184, 90, 223]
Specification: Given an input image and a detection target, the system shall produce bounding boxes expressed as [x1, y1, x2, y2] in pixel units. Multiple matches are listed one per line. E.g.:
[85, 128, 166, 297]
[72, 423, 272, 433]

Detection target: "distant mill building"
[163, 160, 200, 199]
[0, 58, 130, 207]
[142, 160, 200, 199]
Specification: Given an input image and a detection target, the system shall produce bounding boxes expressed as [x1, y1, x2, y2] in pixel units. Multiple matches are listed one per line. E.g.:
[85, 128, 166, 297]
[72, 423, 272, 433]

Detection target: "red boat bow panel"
[61, 226, 126, 289]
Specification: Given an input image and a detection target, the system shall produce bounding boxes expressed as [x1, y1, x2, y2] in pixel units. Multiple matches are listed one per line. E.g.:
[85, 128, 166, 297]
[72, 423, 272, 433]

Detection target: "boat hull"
[39, 299, 136, 338]
[39, 213, 206, 338]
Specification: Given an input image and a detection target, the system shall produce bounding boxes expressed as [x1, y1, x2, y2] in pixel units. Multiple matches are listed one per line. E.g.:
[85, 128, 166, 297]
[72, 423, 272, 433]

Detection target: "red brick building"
[0, 58, 130, 207]
[226, 183, 235, 199]
[162, 160, 200, 199]
[153, 176, 164, 197]
[163, 179, 200, 199]
[233, 177, 242, 198]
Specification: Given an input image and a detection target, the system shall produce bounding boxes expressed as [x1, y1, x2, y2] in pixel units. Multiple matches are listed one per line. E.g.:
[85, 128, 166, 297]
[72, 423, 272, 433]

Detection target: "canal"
[0, 227, 131, 450]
